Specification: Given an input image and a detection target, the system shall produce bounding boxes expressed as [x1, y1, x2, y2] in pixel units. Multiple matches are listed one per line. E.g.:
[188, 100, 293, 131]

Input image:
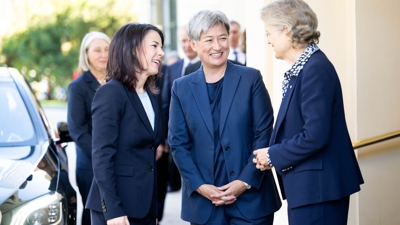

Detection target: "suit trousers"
[91, 210, 156, 225]
[76, 168, 93, 225]
[288, 196, 350, 225]
[190, 203, 274, 225]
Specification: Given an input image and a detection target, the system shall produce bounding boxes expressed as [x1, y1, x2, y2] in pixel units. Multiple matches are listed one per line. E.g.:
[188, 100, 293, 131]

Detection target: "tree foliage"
[1, 0, 136, 99]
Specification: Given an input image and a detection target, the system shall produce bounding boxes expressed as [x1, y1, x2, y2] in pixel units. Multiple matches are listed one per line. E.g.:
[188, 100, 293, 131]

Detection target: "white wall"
[355, 0, 400, 224]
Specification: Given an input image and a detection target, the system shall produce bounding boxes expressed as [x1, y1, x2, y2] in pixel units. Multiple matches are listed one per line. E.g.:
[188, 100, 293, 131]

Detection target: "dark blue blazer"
[161, 59, 184, 135]
[268, 50, 364, 209]
[168, 62, 281, 224]
[67, 71, 99, 170]
[86, 79, 164, 220]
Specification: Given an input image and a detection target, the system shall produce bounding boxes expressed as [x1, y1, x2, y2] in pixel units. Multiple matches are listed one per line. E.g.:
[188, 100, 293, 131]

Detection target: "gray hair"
[187, 10, 230, 42]
[261, 0, 320, 47]
[78, 31, 111, 71]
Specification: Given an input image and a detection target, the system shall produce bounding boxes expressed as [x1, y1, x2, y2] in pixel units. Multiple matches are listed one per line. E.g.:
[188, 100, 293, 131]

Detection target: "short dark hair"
[229, 20, 240, 28]
[106, 23, 164, 94]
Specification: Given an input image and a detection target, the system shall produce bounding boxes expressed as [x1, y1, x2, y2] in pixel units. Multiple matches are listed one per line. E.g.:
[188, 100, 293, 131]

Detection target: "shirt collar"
[284, 44, 320, 78]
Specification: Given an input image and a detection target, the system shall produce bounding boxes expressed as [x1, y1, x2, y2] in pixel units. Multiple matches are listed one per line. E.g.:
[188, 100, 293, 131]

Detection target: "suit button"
[148, 166, 154, 171]
[225, 146, 230, 151]
[149, 144, 154, 150]
[230, 171, 235, 176]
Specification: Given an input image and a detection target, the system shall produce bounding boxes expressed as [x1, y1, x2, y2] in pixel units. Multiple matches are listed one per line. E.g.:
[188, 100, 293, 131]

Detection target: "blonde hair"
[261, 0, 320, 48]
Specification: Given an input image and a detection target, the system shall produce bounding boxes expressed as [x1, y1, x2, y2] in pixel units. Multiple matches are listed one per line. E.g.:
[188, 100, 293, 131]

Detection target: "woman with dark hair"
[86, 23, 165, 225]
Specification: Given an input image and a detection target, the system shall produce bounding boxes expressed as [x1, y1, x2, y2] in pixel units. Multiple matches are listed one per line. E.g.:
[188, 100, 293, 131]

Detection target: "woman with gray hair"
[67, 31, 110, 225]
[253, 0, 363, 224]
[168, 9, 281, 225]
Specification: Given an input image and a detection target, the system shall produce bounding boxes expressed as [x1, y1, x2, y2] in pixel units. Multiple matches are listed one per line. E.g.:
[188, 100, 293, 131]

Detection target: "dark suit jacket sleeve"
[67, 81, 92, 157]
[168, 80, 205, 196]
[269, 59, 337, 173]
[238, 71, 274, 189]
[161, 66, 173, 139]
[91, 83, 125, 219]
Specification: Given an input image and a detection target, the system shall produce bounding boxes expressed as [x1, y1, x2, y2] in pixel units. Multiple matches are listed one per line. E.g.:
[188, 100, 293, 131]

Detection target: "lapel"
[124, 86, 155, 137]
[219, 62, 240, 136]
[177, 59, 184, 76]
[83, 71, 101, 92]
[188, 67, 214, 139]
[270, 76, 298, 144]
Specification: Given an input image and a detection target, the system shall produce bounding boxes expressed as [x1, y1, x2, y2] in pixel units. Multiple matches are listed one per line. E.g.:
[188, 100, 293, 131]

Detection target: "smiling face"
[87, 39, 109, 73]
[189, 23, 229, 70]
[139, 30, 165, 77]
[264, 24, 293, 61]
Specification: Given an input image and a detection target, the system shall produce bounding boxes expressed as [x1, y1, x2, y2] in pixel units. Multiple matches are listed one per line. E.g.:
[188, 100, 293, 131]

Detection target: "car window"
[0, 83, 35, 144]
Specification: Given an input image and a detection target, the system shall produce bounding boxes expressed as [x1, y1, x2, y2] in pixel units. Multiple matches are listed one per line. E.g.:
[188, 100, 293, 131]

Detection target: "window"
[0, 83, 35, 144]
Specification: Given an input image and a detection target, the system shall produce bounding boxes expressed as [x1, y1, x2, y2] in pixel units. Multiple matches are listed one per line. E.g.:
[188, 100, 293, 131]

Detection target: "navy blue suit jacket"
[161, 59, 184, 136]
[168, 62, 281, 224]
[269, 50, 364, 209]
[67, 71, 99, 170]
[86, 79, 164, 220]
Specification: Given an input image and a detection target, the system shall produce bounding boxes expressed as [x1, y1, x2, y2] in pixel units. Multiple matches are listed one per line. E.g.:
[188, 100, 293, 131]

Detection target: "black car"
[0, 67, 76, 225]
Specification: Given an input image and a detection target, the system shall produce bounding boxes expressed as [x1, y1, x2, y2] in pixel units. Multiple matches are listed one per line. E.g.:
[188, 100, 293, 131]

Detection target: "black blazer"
[160, 59, 184, 136]
[86, 79, 164, 220]
[67, 71, 99, 170]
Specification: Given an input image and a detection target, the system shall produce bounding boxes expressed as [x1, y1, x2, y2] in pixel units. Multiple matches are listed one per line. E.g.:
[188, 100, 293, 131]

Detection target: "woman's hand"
[196, 184, 226, 205]
[212, 180, 247, 206]
[107, 215, 129, 225]
[253, 148, 273, 171]
[156, 145, 165, 161]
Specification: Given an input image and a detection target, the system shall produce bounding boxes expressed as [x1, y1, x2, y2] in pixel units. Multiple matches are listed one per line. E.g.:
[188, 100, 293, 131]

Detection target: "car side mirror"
[56, 121, 73, 144]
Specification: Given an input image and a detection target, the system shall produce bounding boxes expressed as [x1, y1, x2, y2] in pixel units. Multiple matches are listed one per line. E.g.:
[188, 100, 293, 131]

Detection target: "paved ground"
[43, 105, 288, 225]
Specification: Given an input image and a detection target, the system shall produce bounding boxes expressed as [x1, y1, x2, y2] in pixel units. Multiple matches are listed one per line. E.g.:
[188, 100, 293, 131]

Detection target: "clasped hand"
[196, 180, 247, 206]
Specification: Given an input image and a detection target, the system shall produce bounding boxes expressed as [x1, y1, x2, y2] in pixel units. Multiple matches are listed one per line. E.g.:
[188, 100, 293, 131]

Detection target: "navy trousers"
[288, 196, 350, 225]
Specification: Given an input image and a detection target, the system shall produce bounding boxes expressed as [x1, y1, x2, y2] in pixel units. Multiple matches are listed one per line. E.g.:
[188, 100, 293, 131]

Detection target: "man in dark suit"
[161, 25, 200, 122]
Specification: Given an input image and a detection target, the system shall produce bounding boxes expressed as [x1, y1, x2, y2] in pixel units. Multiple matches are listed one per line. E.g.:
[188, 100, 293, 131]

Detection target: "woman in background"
[67, 31, 110, 225]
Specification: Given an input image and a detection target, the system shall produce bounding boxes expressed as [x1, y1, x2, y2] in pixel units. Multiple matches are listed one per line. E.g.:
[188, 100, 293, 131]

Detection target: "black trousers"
[156, 152, 169, 221]
[91, 210, 156, 225]
[76, 168, 93, 225]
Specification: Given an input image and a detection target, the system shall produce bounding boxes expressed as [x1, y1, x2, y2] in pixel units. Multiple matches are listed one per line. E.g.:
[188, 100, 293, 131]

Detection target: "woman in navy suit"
[86, 23, 165, 225]
[67, 31, 110, 225]
[253, 0, 364, 224]
[168, 10, 281, 225]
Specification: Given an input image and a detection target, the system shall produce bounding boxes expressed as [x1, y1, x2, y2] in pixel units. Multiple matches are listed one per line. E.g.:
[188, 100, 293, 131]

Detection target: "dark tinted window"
[0, 83, 35, 144]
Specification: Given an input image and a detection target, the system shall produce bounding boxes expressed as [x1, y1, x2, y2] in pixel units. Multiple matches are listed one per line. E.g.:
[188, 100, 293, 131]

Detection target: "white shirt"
[182, 56, 200, 76]
[228, 47, 246, 65]
[137, 92, 154, 130]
